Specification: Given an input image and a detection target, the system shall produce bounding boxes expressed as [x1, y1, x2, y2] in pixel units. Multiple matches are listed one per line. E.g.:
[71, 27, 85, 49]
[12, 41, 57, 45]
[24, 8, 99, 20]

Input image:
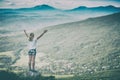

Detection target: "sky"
[0, 0, 120, 9]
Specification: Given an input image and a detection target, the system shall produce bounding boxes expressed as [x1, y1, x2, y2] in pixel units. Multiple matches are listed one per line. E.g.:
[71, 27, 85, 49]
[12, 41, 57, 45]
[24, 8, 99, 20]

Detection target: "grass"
[0, 70, 56, 80]
[57, 69, 120, 80]
[43, 74, 73, 79]
[1, 69, 118, 80]
[0, 68, 120, 80]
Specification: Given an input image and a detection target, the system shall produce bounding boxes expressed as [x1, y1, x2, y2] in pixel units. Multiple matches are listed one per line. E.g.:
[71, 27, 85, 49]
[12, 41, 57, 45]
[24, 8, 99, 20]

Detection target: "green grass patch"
[0, 70, 56, 80]
[57, 69, 120, 80]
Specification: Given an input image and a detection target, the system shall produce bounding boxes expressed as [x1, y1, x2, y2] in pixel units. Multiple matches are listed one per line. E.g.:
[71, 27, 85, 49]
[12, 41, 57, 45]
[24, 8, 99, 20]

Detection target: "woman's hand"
[44, 30, 48, 33]
[24, 30, 26, 32]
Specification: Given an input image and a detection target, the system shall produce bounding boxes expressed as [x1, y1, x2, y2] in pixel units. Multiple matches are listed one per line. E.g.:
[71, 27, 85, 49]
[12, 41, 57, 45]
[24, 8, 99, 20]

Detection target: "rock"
[25, 70, 41, 77]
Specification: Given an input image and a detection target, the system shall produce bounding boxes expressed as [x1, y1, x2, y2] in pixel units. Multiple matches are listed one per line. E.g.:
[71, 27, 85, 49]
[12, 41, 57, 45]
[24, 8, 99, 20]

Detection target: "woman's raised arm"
[37, 30, 48, 40]
[24, 30, 29, 38]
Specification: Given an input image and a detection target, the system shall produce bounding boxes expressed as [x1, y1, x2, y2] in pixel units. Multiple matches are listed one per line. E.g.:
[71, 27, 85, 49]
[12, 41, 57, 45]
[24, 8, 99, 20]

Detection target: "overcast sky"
[0, 0, 120, 9]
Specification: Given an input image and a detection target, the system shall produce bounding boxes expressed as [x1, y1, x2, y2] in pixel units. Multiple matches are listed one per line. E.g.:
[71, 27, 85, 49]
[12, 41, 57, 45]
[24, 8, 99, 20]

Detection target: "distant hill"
[18, 4, 58, 11]
[70, 5, 120, 13]
[33, 4, 57, 10]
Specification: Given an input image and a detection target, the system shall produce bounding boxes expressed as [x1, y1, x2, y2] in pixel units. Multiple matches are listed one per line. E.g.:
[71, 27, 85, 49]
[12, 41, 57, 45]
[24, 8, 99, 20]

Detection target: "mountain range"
[70, 5, 120, 11]
[1, 4, 120, 12]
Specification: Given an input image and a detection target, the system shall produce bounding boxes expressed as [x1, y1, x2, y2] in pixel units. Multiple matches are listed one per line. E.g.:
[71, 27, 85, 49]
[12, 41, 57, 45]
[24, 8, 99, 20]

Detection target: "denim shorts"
[28, 49, 36, 56]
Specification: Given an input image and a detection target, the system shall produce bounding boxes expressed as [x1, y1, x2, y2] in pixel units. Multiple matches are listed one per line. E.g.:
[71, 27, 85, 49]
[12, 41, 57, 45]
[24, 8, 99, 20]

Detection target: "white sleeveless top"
[28, 38, 37, 49]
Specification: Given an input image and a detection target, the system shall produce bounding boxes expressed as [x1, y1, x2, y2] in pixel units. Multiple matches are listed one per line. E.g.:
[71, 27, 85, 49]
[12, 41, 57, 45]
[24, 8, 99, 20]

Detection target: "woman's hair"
[29, 33, 34, 41]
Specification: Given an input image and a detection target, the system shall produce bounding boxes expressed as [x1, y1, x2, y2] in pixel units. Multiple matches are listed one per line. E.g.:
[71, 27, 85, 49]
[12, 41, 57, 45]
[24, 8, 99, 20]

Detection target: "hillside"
[34, 12, 120, 74]
[0, 12, 120, 76]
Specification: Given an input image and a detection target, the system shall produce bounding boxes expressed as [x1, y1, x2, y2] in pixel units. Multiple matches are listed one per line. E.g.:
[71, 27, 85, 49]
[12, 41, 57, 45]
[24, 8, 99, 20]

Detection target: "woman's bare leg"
[28, 55, 32, 70]
[32, 55, 36, 70]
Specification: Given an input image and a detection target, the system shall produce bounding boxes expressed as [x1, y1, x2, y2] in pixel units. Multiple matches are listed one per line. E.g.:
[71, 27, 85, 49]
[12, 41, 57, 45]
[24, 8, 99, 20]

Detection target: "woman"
[24, 30, 47, 71]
